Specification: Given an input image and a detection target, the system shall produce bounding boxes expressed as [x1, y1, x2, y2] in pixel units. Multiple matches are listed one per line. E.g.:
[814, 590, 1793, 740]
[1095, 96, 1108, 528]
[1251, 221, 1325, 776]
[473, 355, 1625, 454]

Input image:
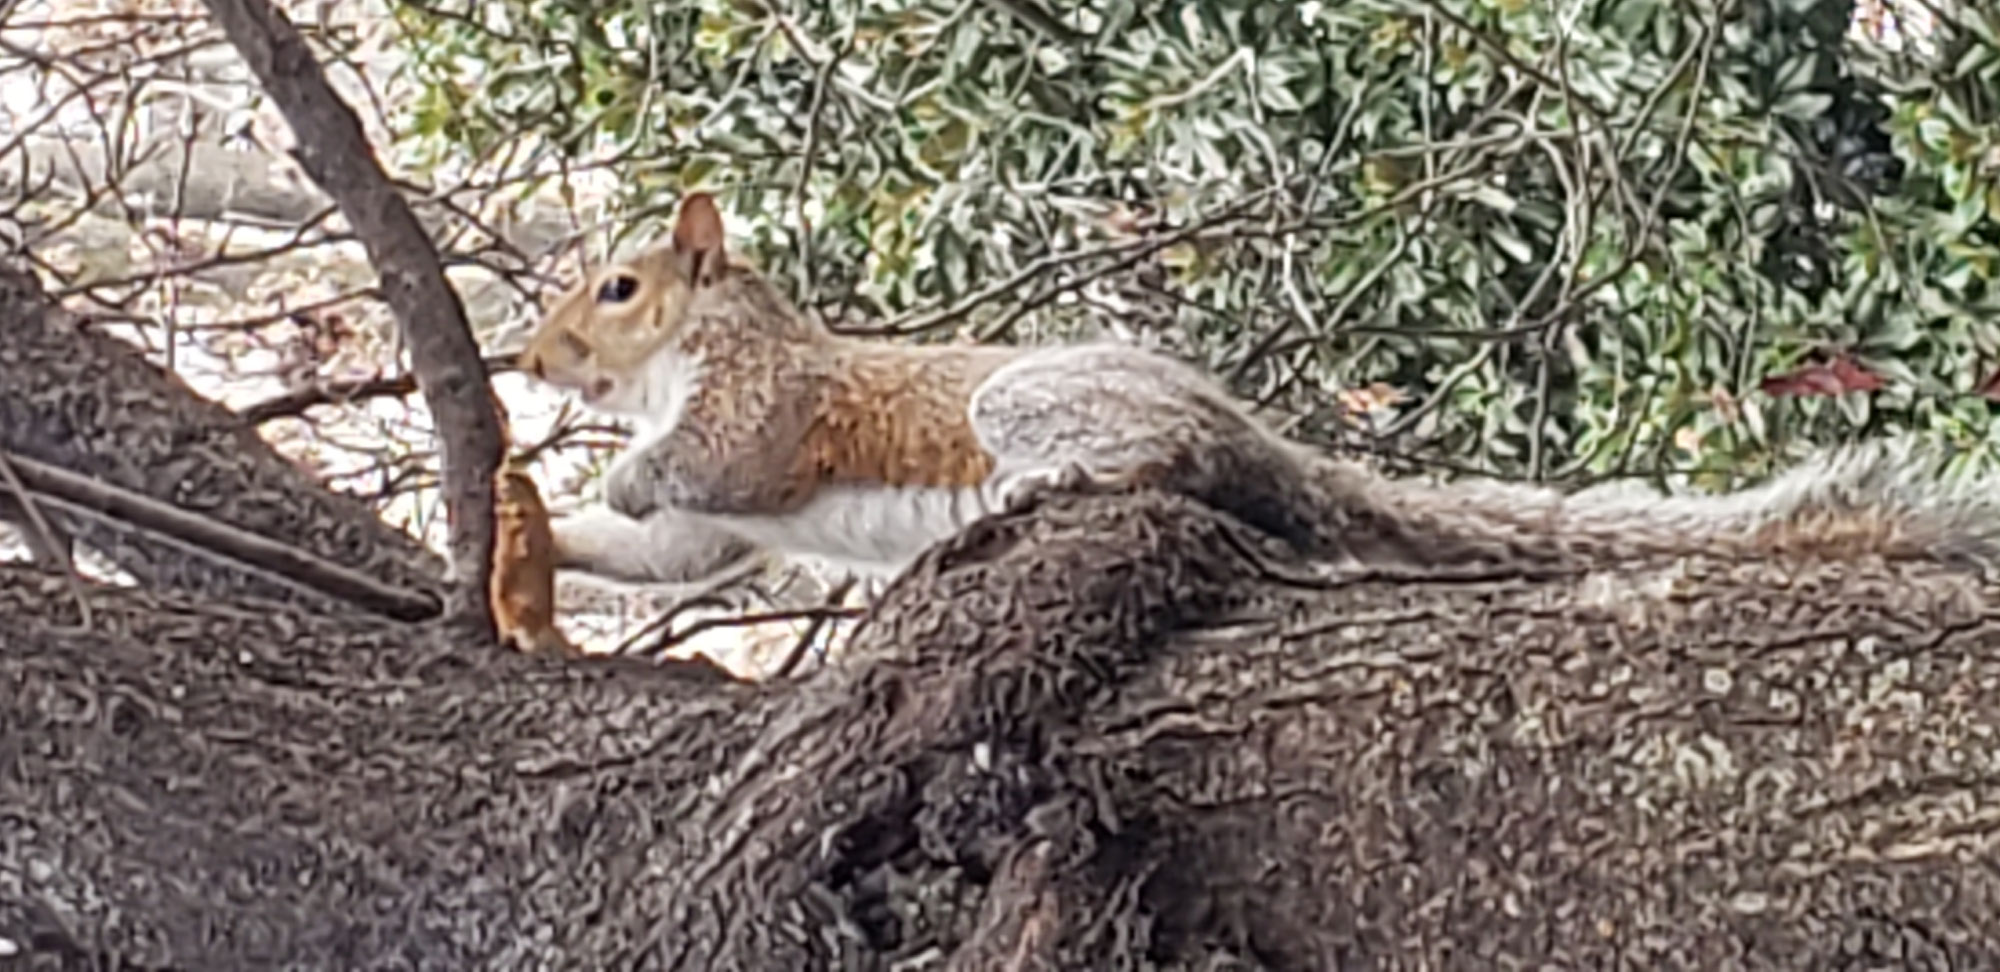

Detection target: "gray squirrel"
[513, 193, 2000, 586]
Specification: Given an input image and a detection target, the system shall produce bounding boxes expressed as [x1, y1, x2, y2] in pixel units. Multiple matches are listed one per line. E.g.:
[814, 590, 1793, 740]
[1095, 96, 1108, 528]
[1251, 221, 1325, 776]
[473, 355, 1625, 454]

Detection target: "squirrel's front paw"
[604, 460, 660, 520]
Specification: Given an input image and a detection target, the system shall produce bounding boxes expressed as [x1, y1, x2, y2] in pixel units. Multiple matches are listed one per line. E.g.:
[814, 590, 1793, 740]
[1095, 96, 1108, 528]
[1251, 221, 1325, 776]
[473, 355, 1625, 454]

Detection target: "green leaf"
[1772, 91, 1832, 120]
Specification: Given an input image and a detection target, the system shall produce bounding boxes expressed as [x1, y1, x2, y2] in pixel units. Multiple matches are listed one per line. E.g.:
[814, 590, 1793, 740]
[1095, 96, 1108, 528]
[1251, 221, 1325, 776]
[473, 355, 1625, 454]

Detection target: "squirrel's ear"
[670, 192, 726, 286]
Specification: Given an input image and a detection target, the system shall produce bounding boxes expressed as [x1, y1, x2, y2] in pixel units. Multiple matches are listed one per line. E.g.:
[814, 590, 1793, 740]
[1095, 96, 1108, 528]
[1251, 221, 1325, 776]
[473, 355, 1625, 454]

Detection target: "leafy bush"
[393, 0, 1999, 490]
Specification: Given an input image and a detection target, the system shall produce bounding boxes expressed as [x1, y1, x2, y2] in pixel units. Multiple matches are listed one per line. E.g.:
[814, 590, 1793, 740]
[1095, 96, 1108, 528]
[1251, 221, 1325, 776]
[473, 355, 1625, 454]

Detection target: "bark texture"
[0, 264, 444, 611]
[3, 489, 1998, 970]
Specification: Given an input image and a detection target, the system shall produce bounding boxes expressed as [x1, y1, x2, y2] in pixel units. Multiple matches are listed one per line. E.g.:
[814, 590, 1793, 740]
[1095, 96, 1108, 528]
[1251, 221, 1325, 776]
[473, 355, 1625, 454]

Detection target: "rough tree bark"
[0, 265, 443, 613]
[2, 270, 1997, 970]
[4, 493, 1998, 970]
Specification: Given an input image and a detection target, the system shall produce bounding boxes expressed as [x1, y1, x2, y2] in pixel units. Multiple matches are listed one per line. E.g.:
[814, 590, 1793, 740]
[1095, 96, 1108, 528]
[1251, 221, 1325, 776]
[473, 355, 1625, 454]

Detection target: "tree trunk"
[3, 268, 1997, 970]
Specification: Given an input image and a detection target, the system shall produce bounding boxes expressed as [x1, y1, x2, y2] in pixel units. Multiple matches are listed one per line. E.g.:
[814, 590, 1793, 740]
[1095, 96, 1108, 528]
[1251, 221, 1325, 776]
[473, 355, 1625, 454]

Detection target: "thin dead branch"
[3, 447, 441, 621]
[238, 352, 522, 426]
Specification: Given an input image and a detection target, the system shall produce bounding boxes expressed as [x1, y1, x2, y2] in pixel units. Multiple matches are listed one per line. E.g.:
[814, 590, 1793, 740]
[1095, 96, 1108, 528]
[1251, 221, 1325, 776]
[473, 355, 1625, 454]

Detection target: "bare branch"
[4, 447, 441, 622]
[980, 0, 1087, 46]
[238, 352, 522, 426]
[196, 0, 503, 629]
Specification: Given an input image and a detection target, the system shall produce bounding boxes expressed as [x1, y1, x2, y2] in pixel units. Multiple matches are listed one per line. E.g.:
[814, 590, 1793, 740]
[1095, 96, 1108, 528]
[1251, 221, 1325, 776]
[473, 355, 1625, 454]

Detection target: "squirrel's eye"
[595, 274, 639, 304]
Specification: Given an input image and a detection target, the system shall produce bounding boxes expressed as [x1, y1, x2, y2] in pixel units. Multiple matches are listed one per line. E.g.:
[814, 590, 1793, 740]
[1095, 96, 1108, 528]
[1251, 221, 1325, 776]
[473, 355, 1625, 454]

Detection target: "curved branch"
[197, 0, 504, 629]
[3, 489, 1996, 967]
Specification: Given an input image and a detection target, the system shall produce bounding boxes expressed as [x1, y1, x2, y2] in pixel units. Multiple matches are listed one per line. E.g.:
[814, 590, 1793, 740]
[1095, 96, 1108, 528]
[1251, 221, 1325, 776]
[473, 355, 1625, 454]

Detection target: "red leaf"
[1759, 354, 1885, 398]
[1976, 365, 2000, 402]
[1827, 355, 1886, 391]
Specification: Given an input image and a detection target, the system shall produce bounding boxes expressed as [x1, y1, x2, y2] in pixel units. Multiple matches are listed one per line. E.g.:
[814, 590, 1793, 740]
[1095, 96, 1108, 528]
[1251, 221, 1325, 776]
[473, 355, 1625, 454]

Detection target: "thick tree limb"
[4, 448, 438, 621]
[198, 0, 503, 628]
[3, 488, 1997, 968]
[0, 263, 445, 611]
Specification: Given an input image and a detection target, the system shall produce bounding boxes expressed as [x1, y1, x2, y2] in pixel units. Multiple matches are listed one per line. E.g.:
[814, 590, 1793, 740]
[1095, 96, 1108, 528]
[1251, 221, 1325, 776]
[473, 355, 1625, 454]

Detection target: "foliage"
[393, 0, 1997, 489]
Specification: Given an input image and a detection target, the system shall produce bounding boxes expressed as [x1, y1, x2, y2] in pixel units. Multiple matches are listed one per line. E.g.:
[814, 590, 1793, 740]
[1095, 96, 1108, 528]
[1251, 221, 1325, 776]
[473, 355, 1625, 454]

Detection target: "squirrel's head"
[518, 192, 728, 415]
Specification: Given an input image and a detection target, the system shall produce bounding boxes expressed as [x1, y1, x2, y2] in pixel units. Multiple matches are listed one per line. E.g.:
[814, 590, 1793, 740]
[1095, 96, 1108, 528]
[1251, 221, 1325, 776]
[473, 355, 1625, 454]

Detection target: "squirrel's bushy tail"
[1562, 437, 2000, 572]
[1286, 437, 2000, 576]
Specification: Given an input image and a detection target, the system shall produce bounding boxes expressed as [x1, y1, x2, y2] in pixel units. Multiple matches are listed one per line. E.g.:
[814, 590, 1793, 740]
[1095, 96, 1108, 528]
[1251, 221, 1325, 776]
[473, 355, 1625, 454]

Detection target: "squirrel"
[514, 191, 2000, 586]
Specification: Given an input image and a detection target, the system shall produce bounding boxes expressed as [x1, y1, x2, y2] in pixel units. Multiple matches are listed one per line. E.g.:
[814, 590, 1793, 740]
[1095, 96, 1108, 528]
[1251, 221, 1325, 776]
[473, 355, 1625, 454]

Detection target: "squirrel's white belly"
[702, 484, 993, 577]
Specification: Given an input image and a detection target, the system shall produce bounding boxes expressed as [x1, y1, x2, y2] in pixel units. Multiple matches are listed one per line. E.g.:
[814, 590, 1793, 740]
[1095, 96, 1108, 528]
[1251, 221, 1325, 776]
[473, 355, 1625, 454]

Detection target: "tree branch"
[238, 353, 522, 426]
[197, 0, 503, 630]
[10, 488, 1994, 967]
[0, 262, 448, 607]
[4, 448, 441, 621]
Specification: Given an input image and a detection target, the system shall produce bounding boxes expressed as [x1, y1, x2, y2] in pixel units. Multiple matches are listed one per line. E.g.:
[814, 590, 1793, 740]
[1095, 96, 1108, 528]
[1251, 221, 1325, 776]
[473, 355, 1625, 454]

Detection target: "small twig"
[1235, 229, 1413, 386]
[974, 195, 1279, 341]
[611, 559, 765, 655]
[979, 0, 1086, 46]
[773, 577, 857, 678]
[1378, 344, 1498, 441]
[792, 40, 843, 297]
[3, 448, 441, 621]
[853, 188, 1276, 338]
[0, 450, 91, 629]
[239, 352, 521, 425]
[511, 400, 586, 466]
[653, 605, 865, 661]
[1412, 0, 1613, 129]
